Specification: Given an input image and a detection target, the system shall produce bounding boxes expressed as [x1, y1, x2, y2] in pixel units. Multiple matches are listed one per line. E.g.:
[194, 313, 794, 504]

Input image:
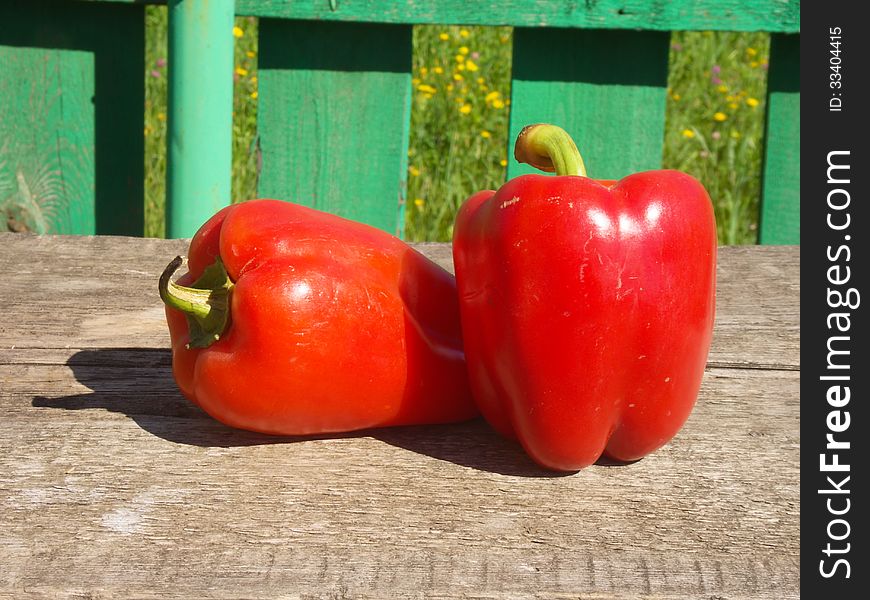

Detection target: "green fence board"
[759, 33, 799, 245]
[235, 0, 800, 33]
[508, 28, 670, 182]
[257, 19, 412, 236]
[0, 0, 144, 235]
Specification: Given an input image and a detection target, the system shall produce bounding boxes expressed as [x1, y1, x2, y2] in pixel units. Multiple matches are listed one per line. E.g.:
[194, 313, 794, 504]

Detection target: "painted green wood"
[508, 28, 670, 182]
[759, 33, 799, 245]
[85, 0, 801, 32]
[235, 0, 800, 32]
[0, 0, 144, 235]
[257, 19, 412, 236]
[166, 0, 234, 238]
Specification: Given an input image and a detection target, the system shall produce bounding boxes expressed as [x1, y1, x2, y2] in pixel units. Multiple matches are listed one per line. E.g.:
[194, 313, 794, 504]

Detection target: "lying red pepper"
[453, 124, 716, 471]
[159, 199, 477, 435]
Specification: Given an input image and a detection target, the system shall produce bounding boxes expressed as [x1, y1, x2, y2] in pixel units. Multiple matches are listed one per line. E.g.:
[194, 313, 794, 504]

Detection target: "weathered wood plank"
[0, 233, 798, 597]
[257, 19, 412, 236]
[0, 0, 145, 235]
[0, 233, 800, 369]
[83, 0, 802, 32]
[759, 33, 800, 244]
[233, 0, 801, 33]
[508, 28, 670, 182]
[1, 364, 797, 598]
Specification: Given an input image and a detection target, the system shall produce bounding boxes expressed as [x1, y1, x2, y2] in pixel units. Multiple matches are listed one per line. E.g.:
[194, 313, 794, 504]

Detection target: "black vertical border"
[802, 2, 869, 596]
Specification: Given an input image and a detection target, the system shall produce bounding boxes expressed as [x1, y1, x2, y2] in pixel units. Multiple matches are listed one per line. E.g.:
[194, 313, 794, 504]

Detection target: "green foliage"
[404, 25, 513, 242]
[144, 13, 769, 245]
[143, 6, 167, 238]
[663, 31, 770, 245]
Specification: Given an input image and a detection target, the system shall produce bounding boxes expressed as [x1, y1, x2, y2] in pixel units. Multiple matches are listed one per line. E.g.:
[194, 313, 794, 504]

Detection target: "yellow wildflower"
[250, 91, 258, 99]
[746, 47, 758, 57]
[476, 77, 485, 84]
[682, 129, 695, 138]
[233, 26, 244, 38]
[481, 130, 491, 139]
[433, 66, 444, 74]
[455, 54, 465, 63]
[459, 46, 469, 56]
[746, 97, 760, 107]
[460, 29, 470, 38]
[144, 127, 151, 137]
[157, 112, 166, 121]
[409, 166, 420, 177]
[422, 93, 433, 100]
[465, 60, 479, 72]
[457, 63, 466, 71]
[505, 99, 510, 106]
[439, 32, 449, 41]
[417, 84, 437, 94]
[750, 61, 759, 68]
[500, 159, 508, 167]
[412, 78, 421, 85]
[717, 85, 728, 93]
[420, 67, 429, 76]
[728, 102, 739, 110]
[671, 93, 681, 101]
[453, 73, 464, 81]
[485, 91, 500, 103]
[492, 99, 505, 109]
[246, 50, 256, 58]
[251, 76, 258, 84]
[446, 84, 454, 92]
[414, 198, 425, 207]
[459, 104, 472, 115]
[713, 112, 727, 122]
[235, 67, 248, 77]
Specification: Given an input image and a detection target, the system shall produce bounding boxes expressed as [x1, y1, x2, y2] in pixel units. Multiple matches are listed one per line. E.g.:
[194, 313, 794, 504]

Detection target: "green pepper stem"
[158, 255, 233, 348]
[514, 123, 587, 177]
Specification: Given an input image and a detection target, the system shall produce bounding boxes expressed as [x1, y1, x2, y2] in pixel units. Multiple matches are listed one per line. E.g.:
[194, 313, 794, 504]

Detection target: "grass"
[143, 10, 770, 244]
[663, 31, 770, 245]
[405, 26, 513, 242]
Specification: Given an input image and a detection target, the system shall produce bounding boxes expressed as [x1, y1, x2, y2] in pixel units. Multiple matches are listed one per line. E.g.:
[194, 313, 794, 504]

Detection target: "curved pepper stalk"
[159, 255, 233, 349]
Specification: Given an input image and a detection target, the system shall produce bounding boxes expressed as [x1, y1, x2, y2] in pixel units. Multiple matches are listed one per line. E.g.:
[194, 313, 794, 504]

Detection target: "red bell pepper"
[159, 199, 477, 436]
[453, 124, 716, 471]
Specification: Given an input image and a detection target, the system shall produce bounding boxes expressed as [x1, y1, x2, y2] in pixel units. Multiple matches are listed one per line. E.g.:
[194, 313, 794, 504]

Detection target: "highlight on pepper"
[452, 123, 717, 471]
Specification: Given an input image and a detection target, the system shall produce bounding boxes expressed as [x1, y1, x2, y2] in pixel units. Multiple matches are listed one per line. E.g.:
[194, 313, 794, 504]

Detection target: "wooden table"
[0, 233, 799, 598]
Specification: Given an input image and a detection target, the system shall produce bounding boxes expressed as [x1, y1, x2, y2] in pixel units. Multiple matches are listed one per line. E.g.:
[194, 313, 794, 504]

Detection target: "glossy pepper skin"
[452, 124, 716, 471]
[160, 199, 477, 436]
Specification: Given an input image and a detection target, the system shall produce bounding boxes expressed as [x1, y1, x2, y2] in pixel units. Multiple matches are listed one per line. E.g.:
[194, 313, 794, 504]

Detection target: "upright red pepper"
[453, 124, 716, 471]
[159, 199, 476, 436]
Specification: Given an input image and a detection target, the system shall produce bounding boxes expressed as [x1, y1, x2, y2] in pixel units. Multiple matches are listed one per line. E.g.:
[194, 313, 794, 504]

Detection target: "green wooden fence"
[0, 0, 800, 243]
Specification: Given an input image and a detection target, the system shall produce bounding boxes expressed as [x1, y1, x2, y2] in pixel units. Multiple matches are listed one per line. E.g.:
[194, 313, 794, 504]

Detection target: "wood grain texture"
[508, 28, 669, 182]
[0, 45, 94, 234]
[231, 0, 801, 32]
[759, 33, 800, 245]
[0, 234, 798, 598]
[0, 0, 145, 236]
[257, 20, 412, 237]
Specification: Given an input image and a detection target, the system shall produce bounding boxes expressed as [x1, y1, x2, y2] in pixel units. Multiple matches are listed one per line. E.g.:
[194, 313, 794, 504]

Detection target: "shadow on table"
[31, 348, 612, 477]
